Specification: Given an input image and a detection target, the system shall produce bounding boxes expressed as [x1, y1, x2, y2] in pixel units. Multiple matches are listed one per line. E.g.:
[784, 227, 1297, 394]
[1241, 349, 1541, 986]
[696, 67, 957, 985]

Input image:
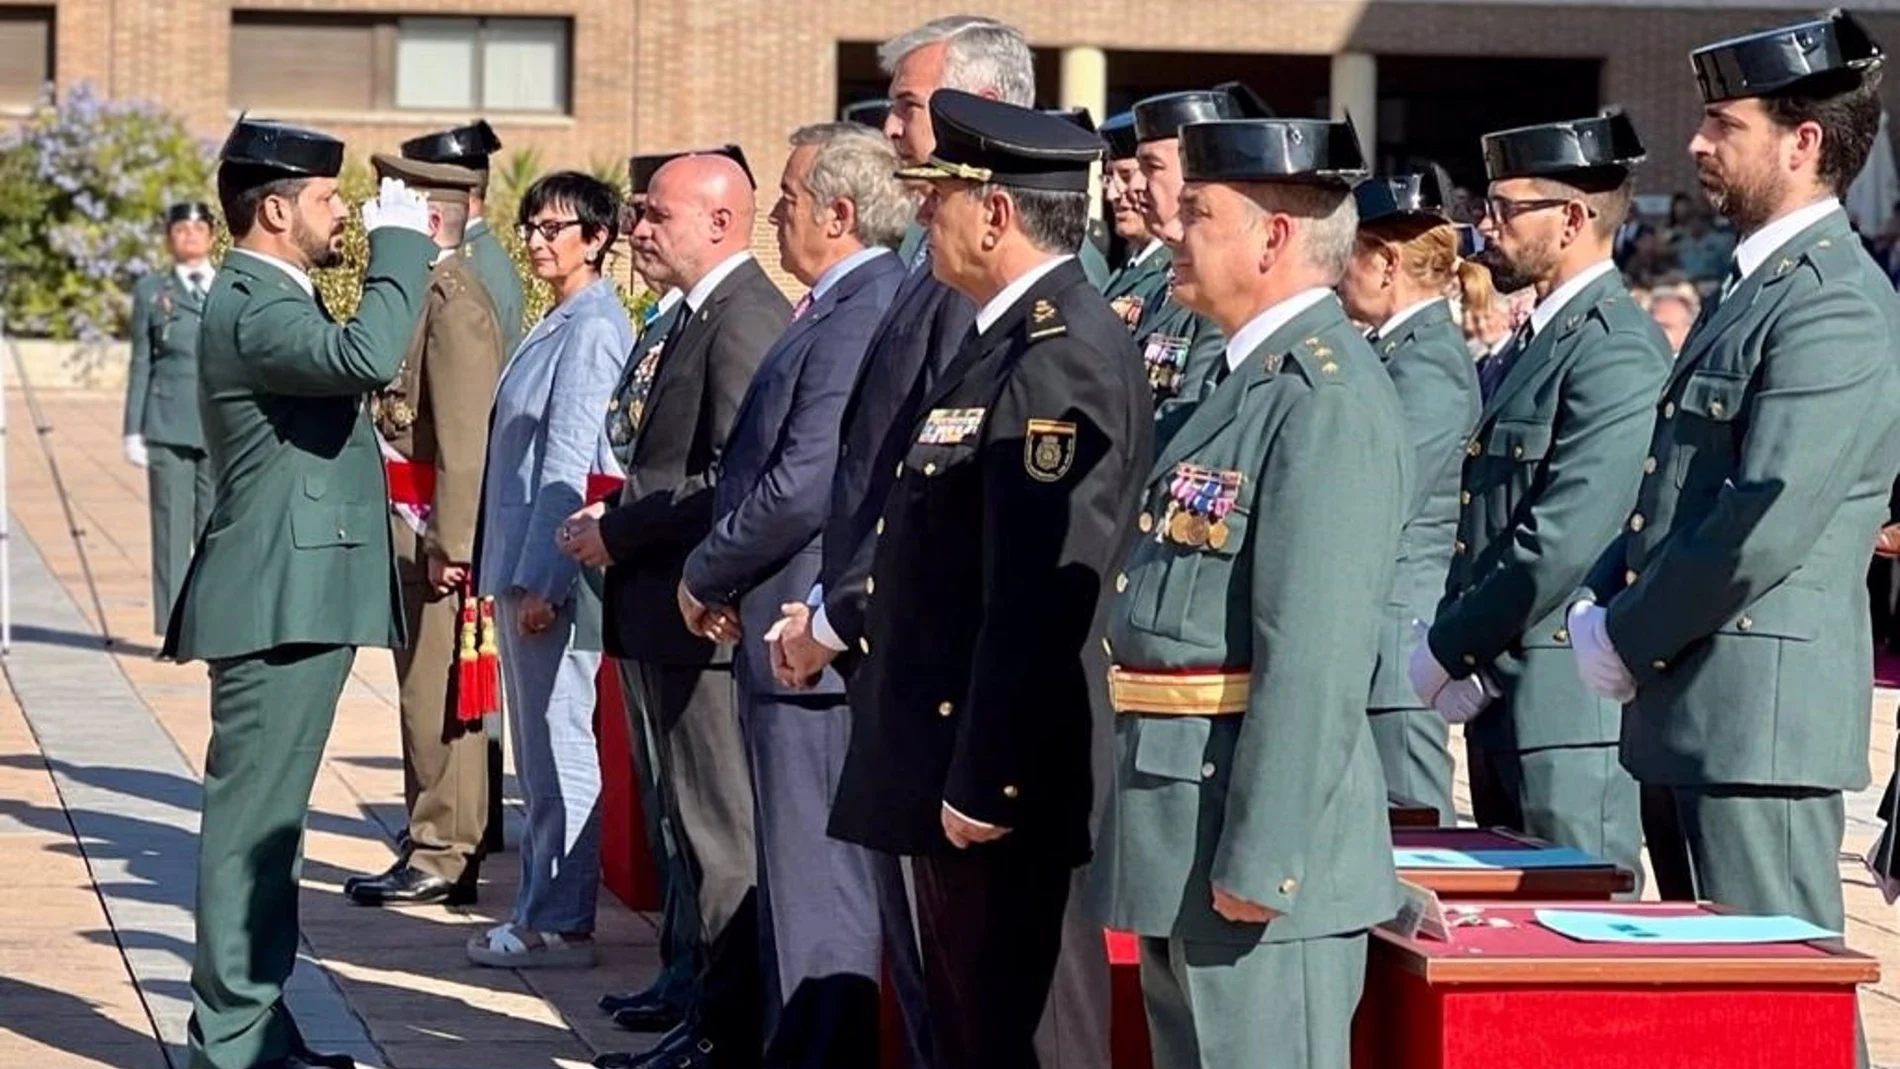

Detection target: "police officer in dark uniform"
[827, 89, 1150, 1069]
[125, 200, 218, 636]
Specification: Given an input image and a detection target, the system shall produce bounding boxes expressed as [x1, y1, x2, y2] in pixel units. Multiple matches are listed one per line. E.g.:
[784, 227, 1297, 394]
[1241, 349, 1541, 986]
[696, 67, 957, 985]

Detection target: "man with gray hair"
[1089, 116, 1406, 1069]
[664, 121, 907, 1069]
[827, 89, 1148, 1069]
[768, 16, 1109, 1069]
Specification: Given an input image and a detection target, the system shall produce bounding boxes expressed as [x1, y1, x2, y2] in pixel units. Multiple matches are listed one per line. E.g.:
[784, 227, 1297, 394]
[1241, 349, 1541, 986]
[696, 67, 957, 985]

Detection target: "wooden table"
[1394, 826, 1633, 900]
[1350, 901, 1877, 1069]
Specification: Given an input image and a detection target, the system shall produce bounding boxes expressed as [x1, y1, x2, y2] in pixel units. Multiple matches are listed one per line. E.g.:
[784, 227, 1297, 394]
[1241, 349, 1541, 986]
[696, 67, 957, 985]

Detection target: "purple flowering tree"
[0, 82, 214, 340]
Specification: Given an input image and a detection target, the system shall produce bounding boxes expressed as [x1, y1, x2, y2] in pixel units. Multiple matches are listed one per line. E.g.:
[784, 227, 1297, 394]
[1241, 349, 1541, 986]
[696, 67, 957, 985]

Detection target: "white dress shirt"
[227, 248, 314, 298]
[1731, 197, 1842, 286]
[1377, 296, 1447, 341]
[1528, 257, 1618, 340]
[1130, 238, 1165, 267]
[1223, 287, 1336, 373]
[174, 260, 213, 294]
[684, 251, 755, 313]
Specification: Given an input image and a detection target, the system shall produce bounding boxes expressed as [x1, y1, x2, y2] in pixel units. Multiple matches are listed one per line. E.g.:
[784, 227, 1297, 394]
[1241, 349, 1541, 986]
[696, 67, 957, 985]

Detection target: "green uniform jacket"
[1585, 209, 1900, 791]
[1429, 268, 1670, 753]
[161, 230, 436, 662]
[124, 269, 208, 449]
[466, 219, 527, 355]
[1092, 294, 1406, 944]
[1369, 301, 1482, 710]
[1103, 243, 1173, 335]
[1136, 292, 1227, 429]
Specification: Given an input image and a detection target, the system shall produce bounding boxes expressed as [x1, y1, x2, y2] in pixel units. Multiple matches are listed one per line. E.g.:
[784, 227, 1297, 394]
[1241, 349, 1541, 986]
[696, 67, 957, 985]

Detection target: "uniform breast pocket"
[291, 501, 375, 549]
[905, 407, 989, 488]
[1482, 418, 1554, 531]
[1127, 502, 1250, 648]
[1671, 370, 1748, 490]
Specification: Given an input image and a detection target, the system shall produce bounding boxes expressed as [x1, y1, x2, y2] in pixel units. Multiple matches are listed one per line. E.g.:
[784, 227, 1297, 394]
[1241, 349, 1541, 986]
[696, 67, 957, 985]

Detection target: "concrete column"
[1330, 51, 1378, 164]
[1061, 46, 1108, 223]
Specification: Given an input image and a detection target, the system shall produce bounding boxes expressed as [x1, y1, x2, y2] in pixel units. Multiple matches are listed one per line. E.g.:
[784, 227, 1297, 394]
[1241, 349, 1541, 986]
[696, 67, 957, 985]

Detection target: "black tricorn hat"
[1692, 9, 1883, 104]
[1133, 89, 1242, 144]
[1212, 81, 1276, 120]
[1355, 163, 1454, 225]
[895, 90, 1104, 192]
[165, 201, 214, 226]
[400, 120, 503, 170]
[1481, 109, 1646, 183]
[1048, 107, 1097, 134]
[1101, 111, 1138, 160]
[629, 144, 756, 194]
[841, 98, 892, 128]
[218, 117, 344, 179]
[1180, 117, 1369, 186]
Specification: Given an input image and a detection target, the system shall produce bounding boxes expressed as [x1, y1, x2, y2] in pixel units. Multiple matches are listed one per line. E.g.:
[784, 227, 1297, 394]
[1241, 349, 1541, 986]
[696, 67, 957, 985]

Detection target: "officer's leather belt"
[385, 459, 434, 507]
[1108, 667, 1248, 716]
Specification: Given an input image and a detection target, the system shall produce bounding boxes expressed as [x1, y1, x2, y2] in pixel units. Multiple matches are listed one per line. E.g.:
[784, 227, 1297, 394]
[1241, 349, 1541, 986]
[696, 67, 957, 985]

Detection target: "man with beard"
[1126, 89, 1238, 416]
[1411, 111, 1668, 893]
[165, 118, 435, 1069]
[1100, 111, 1167, 333]
[1577, 11, 1900, 987]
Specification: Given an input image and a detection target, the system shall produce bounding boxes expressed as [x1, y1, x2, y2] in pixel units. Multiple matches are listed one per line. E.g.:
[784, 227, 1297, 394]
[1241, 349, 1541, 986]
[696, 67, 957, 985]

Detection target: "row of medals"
[1156, 463, 1240, 551]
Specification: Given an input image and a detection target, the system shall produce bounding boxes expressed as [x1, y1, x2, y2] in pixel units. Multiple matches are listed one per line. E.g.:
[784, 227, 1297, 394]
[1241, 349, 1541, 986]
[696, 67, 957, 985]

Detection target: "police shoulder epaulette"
[1284, 334, 1341, 383]
[1026, 298, 1067, 341]
[1789, 233, 1845, 282]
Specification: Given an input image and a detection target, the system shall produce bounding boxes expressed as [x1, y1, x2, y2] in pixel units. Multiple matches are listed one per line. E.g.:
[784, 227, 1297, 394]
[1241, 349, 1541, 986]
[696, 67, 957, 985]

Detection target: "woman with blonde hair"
[1339, 166, 1487, 824]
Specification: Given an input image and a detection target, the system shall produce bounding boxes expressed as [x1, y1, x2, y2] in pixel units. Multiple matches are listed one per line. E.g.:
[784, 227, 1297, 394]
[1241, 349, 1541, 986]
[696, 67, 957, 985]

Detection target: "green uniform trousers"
[1367, 708, 1454, 826]
[1139, 931, 1367, 1069]
[394, 577, 487, 884]
[614, 657, 701, 1007]
[189, 643, 355, 1069]
[148, 442, 214, 634]
[1468, 742, 1644, 899]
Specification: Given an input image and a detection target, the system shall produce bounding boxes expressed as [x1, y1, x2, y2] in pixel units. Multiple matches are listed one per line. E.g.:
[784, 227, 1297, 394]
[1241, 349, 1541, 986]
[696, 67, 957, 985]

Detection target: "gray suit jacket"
[477, 278, 632, 605]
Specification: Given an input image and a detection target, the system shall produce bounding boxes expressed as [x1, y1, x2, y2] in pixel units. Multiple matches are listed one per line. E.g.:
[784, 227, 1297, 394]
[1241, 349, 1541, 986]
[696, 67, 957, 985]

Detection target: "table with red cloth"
[1350, 902, 1876, 1069]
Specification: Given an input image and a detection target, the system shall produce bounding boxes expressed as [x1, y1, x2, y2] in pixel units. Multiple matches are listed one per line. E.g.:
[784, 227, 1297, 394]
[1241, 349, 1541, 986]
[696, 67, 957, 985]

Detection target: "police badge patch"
[1024, 419, 1077, 482]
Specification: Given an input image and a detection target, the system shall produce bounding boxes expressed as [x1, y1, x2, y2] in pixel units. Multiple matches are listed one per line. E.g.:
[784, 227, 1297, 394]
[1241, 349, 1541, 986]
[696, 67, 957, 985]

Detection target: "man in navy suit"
[677, 123, 908, 1069]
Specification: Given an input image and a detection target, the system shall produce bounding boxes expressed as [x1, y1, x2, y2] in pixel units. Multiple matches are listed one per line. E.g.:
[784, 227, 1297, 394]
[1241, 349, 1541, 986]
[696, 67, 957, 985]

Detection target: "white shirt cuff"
[810, 599, 847, 652]
[943, 802, 999, 831]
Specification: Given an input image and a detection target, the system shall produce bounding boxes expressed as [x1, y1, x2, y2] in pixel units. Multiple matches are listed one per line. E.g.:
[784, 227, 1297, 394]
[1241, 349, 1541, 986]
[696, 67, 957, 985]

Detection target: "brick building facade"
[9, 1, 1900, 235]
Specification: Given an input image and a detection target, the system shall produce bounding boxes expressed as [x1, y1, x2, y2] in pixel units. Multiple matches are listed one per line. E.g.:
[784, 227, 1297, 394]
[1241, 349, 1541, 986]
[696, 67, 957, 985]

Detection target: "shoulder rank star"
[1028, 299, 1066, 340]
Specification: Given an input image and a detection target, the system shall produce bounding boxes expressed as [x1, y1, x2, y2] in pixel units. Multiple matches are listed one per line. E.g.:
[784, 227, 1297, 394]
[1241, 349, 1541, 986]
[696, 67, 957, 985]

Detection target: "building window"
[0, 7, 54, 110]
[230, 12, 571, 115]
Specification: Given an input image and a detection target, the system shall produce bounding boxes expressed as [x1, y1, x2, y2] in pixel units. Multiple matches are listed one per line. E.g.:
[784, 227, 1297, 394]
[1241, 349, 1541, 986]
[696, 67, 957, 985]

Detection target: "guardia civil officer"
[166, 118, 435, 1069]
[1100, 111, 1168, 332]
[1581, 11, 1900, 957]
[1089, 114, 1406, 1069]
[826, 90, 1150, 1069]
[1412, 112, 1669, 890]
[1339, 167, 1486, 824]
[124, 201, 217, 636]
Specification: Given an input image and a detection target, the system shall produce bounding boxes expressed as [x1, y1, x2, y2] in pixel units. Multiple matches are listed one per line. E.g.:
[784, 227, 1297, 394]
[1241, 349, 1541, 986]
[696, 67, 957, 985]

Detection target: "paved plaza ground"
[1, 389, 1898, 1068]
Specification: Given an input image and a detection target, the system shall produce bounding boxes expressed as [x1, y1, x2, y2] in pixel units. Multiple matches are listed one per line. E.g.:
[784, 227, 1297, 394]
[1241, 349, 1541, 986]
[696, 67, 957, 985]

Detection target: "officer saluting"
[402, 121, 524, 353]
[1579, 11, 1900, 949]
[124, 200, 218, 636]
[1090, 115, 1406, 1069]
[164, 119, 435, 1069]
[1414, 112, 1668, 890]
[827, 90, 1150, 1069]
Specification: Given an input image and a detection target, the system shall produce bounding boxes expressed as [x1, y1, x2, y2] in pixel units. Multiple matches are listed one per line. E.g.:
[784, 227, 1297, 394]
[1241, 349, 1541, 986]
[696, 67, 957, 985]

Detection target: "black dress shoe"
[344, 862, 476, 907]
[599, 983, 675, 1016]
[612, 1002, 686, 1033]
[594, 1022, 701, 1068]
[280, 1048, 355, 1069]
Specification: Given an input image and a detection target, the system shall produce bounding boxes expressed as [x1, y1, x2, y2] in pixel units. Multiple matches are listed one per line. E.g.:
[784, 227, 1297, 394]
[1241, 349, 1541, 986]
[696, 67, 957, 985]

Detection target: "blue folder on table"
[1534, 910, 1839, 944]
[1393, 845, 1606, 870]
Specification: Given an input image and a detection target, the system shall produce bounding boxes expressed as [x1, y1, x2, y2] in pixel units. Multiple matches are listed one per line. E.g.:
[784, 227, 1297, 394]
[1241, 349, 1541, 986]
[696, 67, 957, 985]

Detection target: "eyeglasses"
[1482, 196, 1597, 225]
[516, 219, 585, 243]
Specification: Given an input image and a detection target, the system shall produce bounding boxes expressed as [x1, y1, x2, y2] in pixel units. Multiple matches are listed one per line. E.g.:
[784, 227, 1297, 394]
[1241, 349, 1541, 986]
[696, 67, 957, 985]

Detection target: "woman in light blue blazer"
[469, 173, 632, 968]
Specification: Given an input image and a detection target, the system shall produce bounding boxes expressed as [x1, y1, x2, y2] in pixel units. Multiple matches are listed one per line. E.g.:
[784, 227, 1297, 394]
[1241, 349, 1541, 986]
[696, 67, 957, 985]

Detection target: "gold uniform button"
[1116, 573, 1129, 593]
[1512, 444, 1525, 459]
[1200, 762, 1216, 779]
[1466, 439, 1481, 457]
[1737, 616, 1754, 632]
[1102, 637, 1113, 656]
[923, 462, 937, 476]
[1709, 401, 1725, 418]
[1651, 659, 1667, 671]
[1454, 540, 1467, 554]
[1460, 491, 1472, 506]
[338, 527, 347, 538]
[865, 576, 875, 594]
[1663, 402, 1676, 419]
[896, 462, 905, 478]
[1138, 512, 1154, 533]
[1461, 654, 1477, 667]
[1279, 878, 1298, 895]
[938, 701, 954, 717]
[1554, 629, 1570, 644]
[1629, 514, 1645, 532]
[1003, 785, 1020, 800]
[1643, 456, 1658, 475]
[859, 637, 871, 655]
[1625, 569, 1639, 585]
[875, 518, 886, 535]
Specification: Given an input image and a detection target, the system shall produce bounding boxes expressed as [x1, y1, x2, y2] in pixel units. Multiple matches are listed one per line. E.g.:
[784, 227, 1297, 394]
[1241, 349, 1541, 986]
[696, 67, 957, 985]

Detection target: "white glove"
[361, 177, 431, 236]
[123, 434, 148, 468]
[1407, 620, 1452, 706]
[1570, 600, 1637, 703]
[1433, 672, 1498, 725]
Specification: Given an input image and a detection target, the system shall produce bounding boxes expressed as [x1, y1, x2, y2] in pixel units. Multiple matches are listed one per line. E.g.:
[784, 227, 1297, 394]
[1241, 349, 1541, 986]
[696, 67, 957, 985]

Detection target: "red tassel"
[476, 597, 503, 716]
[455, 589, 483, 724]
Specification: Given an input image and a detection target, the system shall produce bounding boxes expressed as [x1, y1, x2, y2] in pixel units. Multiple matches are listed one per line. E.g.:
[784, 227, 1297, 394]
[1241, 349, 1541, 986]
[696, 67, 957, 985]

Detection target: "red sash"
[586, 473, 625, 506]
[385, 459, 436, 507]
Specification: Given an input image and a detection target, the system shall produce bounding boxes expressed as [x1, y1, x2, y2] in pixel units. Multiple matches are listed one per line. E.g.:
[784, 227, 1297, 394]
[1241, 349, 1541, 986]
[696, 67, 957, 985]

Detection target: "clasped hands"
[1569, 600, 1637, 703]
[1406, 621, 1498, 724]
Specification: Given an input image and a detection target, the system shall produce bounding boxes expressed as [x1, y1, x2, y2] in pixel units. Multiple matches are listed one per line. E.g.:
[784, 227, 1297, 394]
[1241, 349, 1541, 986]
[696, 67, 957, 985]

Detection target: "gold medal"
[1206, 520, 1230, 551]
[1182, 513, 1211, 547]
[1168, 509, 1196, 545]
